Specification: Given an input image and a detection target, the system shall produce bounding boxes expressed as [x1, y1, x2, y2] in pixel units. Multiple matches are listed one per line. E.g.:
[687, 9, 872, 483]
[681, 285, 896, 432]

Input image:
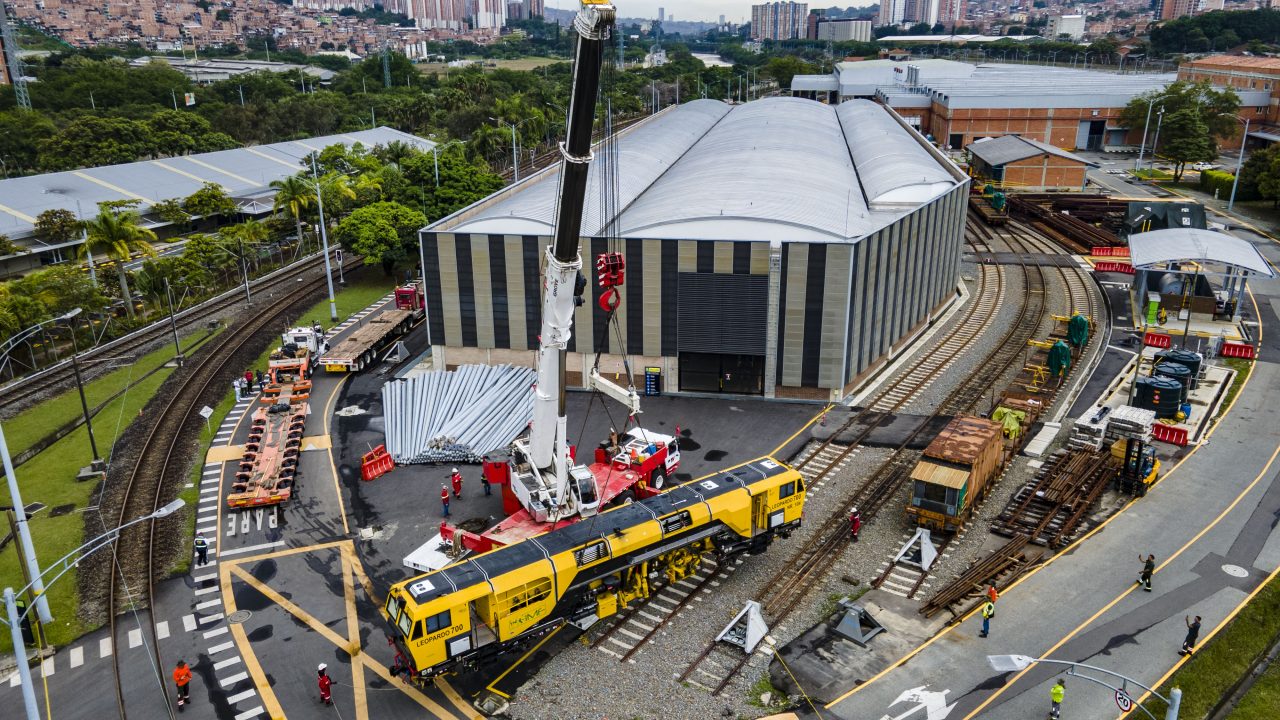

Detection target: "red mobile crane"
[439, 0, 680, 557]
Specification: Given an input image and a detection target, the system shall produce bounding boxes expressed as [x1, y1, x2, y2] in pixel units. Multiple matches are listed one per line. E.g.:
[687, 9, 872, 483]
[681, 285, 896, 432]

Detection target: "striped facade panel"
[800, 244, 826, 388]
[902, 210, 921, 334]
[521, 236, 541, 350]
[661, 241, 678, 354]
[626, 238, 645, 353]
[503, 236, 528, 351]
[471, 236, 495, 348]
[864, 229, 883, 364]
[843, 241, 862, 383]
[750, 242, 770, 275]
[780, 243, 808, 388]
[713, 242, 734, 274]
[437, 234, 464, 346]
[421, 232, 445, 347]
[641, 239, 663, 357]
[819, 245, 851, 389]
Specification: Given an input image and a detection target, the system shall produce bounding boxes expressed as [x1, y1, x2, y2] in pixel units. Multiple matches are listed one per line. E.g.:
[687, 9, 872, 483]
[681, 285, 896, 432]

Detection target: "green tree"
[333, 201, 426, 275]
[182, 182, 238, 220]
[0, 234, 23, 256]
[145, 110, 237, 156]
[1122, 81, 1241, 180]
[152, 198, 192, 227]
[33, 208, 82, 245]
[1249, 145, 1280, 207]
[81, 205, 158, 319]
[269, 175, 316, 249]
[0, 111, 56, 176]
[761, 55, 817, 90]
[36, 116, 152, 171]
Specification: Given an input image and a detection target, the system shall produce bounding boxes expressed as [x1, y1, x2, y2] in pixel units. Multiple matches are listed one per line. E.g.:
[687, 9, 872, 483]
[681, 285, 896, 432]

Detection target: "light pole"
[416, 232, 436, 369]
[491, 118, 536, 182]
[429, 139, 464, 188]
[1226, 115, 1250, 212]
[1136, 95, 1169, 172]
[4, 499, 185, 720]
[309, 154, 340, 323]
[987, 655, 1180, 720]
[1149, 107, 1166, 174]
[163, 277, 183, 366]
[56, 308, 98, 461]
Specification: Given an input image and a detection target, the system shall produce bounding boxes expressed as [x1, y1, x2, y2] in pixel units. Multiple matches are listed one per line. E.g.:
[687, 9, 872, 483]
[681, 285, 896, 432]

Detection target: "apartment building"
[751, 2, 807, 41]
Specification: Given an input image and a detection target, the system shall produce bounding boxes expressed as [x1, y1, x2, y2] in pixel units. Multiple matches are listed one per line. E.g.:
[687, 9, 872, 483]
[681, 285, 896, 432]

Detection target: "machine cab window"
[779, 479, 803, 499]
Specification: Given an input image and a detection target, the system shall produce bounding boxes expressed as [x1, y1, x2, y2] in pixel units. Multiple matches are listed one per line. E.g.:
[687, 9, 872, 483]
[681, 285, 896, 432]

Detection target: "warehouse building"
[967, 135, 1096, 191]
[420, 97, 969, 401]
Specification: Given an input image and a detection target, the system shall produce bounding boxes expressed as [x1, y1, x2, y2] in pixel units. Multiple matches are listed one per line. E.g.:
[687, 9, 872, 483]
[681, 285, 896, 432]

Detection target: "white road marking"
[128, 628, 142, 648]
[220, 671, 249, 687]
[193, 573, 218, 583]
[208, 641, 235, 655]
[183, 615, 198, 632]
[99, 637, 112, 658]
[214, 656, 242, 671]
[203, 626, 229, 639]
[217, 541, 285, 557]
[199, 613, 225, 625]
[234, 705, 264, 719]
[69, 647, 84, 668]
[196, 599, 222, 611]
[194, 585, 220, 596]
[156, 621, 170, 640]
[40, 658, 54, 677]
[226, 689, 256, 704]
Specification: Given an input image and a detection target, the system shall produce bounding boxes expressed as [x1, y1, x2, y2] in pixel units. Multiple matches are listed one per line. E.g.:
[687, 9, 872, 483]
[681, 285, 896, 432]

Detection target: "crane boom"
[527, 1, 616, 499]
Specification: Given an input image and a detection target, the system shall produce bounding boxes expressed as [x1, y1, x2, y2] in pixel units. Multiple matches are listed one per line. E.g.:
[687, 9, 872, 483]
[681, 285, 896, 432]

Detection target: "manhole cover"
[228, 610, 253, 624]
[48, 504, 74, 518]
[1222, 564, 1249, 578]
[335, 405, 367, 417]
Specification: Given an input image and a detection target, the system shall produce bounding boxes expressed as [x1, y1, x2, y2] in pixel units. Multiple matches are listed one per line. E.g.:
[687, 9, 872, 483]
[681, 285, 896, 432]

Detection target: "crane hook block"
[599, 287, 620, 313]
[596, 252, 626, 289]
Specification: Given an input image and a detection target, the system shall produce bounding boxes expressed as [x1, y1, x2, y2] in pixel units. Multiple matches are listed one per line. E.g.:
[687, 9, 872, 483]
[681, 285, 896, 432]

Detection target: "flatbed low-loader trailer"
[319, 285, 424, 372]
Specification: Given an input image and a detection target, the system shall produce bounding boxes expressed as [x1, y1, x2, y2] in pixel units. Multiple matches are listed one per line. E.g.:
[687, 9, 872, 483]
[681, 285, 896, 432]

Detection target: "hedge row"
[1199, 168, 1260, 201]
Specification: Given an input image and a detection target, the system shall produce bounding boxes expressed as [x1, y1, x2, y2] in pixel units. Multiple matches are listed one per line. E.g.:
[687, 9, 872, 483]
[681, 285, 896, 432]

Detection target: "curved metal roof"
[1129, 228, 1275, 277]
[439, 97, 959, 243]
[836, 99, 954, 207]
[616, 97, 872, 241]
[448, 100, 729, 236]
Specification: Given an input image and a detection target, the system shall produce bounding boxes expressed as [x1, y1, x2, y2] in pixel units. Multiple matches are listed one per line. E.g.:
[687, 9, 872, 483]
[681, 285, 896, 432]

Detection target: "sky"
[548, 1, 753, 23]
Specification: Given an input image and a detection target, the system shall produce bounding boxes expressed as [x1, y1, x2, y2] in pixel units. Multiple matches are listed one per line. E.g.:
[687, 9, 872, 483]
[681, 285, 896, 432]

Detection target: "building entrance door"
[678, 352, 765, 395]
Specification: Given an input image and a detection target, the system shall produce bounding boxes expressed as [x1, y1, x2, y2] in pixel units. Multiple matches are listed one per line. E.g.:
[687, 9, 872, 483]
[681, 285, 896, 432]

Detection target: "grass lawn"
[4, 328, 215, 457]
[1229, 652, 1280, 719]
[1143, 568, 1280, 719]
[417, 56, 563, 74]
[1131, 168, 1174, 181]
[0, 360, 179, 650]
[1216, 358, 1253, 423]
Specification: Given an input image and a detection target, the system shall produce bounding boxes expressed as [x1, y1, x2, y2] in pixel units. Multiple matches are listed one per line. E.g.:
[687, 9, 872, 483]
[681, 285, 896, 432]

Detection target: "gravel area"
[505, 250, 1110, 719]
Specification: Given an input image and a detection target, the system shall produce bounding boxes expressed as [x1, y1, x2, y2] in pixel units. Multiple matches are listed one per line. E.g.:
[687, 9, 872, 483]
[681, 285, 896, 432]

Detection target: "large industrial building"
[419, 97, 968, 401]
[791, 61, 1224, 151]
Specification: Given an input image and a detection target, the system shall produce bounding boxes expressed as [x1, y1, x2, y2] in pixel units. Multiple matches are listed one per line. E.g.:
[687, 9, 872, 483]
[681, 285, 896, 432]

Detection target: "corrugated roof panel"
[1129, 228, 1275, 277]
[837, 99, 953, 206]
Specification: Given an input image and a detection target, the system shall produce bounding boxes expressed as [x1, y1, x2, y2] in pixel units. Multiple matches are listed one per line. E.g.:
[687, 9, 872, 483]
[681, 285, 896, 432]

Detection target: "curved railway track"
[106, 269, 337, 719]
[0, 252, 344, 415]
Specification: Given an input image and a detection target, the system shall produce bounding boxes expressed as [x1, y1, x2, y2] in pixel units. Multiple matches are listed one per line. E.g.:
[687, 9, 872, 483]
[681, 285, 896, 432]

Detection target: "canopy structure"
[1127, 228, 1273, 324]
[1128, 228, 1274, 277]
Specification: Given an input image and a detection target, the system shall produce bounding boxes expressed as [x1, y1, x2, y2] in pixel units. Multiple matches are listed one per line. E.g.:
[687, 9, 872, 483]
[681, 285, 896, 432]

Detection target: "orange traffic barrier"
[1151, 423, 1189, 446]
[1220, 342, 1257, 359]
[361, 444, 395, 481]
[1144, 332, 1172, 349]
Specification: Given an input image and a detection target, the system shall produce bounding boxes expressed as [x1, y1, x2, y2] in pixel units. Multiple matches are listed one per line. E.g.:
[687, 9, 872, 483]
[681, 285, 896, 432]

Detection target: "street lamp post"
[1136, 95, 1169, 172]
[491, 119, 535, 183]
[1149, 107, 1166, 174]
[57, 308, 98, 461]
[987, 655, 1181, 720]
[309, 154, 339, 323]
[3, 499, 185, 720]
[1228, 116, 1251, 212]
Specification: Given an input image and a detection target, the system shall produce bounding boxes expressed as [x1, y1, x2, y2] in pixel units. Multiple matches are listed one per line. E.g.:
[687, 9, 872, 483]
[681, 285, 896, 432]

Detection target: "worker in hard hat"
[317, 663, 333, 705]
[450, 468, 463, 499]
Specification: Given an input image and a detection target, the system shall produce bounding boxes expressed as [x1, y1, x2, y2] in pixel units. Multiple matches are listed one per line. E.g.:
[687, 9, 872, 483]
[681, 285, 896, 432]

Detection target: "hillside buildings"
[751, 2, 808, 41]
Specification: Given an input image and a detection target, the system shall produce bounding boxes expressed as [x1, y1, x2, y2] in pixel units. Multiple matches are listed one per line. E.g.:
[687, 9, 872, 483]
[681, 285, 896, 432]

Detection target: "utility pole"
[310, 155, 340, 323]
[238, 85, 245, 106]
[0, 1, 32, 110]
[164, 278, 183, 366]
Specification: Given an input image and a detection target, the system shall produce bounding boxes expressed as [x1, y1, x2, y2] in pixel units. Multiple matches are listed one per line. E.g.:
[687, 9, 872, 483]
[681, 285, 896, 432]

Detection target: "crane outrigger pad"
[717, 601, 769, 654]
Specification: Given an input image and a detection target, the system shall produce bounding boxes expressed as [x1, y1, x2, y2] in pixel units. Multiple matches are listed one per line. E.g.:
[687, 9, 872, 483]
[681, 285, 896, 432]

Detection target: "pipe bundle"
[383, 364, 536, 464]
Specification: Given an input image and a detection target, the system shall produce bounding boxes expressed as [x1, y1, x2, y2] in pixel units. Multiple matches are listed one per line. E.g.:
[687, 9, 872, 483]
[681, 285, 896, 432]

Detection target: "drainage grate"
[23, 502, 46, 515]
[48, 504, 74, 518]
[228, 610, 252, 624]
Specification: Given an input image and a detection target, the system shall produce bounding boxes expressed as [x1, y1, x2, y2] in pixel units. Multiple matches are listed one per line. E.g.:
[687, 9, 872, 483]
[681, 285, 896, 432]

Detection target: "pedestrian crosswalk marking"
[156, 621, 170, 640]
[8, 673, 19, 687]
[226, 689, 256, 704]
[203, 626, 229, 639]
[196, 599, 221, 611]
[128, 628, 142, 648]
[220, 671, 249, 688]
[183, 615, 197, 632]
[213, 656, 242, 671]
[41, 658, 54, 677]
[69, 647, 83, 669]
[193, 573, 217, 583]
[208, 641, 235, 655]
[194, 585, 219, 596]
[199, 613, 224, 625]
[234, 705, 264, 720]
[99, 637, 112, 658]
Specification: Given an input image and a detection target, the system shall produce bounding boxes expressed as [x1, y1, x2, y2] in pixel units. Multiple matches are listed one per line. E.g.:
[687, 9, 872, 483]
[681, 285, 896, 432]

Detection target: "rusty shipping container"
[907, 415, 1005, 532]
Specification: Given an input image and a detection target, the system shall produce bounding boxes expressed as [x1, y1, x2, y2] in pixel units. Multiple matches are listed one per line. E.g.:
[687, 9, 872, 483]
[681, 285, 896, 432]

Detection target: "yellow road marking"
[436, 677, 484, 720]
[343, 559, 368, 720]
[150, 159, 209, 184]
[221, 564, 286, 719]
[230, 563, 351, 649]
[827, 271, 1266, 712]
[770, 403, 834, 458]
[300, 435, 332, 450]
[0, 202, 37, 223]
[72, 171, 154, 204]
[486, 621, 566, 698]
[360, 654, 461, 718]
[223, 539, 347, 565]
[323, 374, 352, 535]
[180, 156, 257, 186]
[245, 146, 302, 169]
[207, 445, 245, 462]
[1121, 563, 1280, 717]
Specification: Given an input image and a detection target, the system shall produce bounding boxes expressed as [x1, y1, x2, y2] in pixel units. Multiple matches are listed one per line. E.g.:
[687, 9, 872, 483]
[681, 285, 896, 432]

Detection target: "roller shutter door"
[676, 273, 768, 355]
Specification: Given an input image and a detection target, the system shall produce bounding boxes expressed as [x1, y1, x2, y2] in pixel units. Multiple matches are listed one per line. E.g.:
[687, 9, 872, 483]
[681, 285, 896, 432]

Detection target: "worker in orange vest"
[173, 659, 192, 709]
[450, 468, 463, 499]
[441, 485, 450, 517]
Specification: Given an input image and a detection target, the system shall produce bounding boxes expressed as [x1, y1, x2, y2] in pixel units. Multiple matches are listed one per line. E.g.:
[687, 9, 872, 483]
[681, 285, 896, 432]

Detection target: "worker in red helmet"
[450, 468, 463, 499]
[849, 507, 862, 542]
[441, 485, 450, 517]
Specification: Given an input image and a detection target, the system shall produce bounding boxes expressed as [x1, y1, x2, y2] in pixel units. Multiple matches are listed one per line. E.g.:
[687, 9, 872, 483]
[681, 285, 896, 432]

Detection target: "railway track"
[0, 251, 345, 415]
[106, 269, 336, 719]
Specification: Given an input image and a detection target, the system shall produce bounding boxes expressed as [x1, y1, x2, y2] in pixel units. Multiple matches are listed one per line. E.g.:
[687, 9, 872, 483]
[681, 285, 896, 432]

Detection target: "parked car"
[1192, 162, 1218, 171]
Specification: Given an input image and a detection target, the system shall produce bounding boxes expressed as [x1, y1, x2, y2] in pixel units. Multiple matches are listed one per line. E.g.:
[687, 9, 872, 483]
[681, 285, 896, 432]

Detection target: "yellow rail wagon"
[383, 457, 805, 679]
[907, 416, 1005, 533]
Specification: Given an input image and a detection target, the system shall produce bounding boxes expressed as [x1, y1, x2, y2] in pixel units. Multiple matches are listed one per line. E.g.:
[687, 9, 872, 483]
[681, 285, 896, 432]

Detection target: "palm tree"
[380, 140, 418, 168]
[318, 171, 357, 216]
[81, 209, 156, 320]
[269, 175, 315, 253]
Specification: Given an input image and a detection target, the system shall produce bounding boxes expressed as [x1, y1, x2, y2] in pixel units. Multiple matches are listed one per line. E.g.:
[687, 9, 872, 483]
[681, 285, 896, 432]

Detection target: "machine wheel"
[612, 490, 635, 506]
[650, 470, 666, 489]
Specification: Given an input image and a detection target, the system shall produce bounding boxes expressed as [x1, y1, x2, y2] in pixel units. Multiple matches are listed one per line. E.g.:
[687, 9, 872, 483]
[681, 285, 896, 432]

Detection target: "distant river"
[692, 52, 733, 67]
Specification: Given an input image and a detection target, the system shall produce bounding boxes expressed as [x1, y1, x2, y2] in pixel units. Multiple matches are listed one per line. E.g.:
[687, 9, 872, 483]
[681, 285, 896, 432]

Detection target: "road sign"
[1115, 688, 1133, 712]
[199, 406, 214, 419]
